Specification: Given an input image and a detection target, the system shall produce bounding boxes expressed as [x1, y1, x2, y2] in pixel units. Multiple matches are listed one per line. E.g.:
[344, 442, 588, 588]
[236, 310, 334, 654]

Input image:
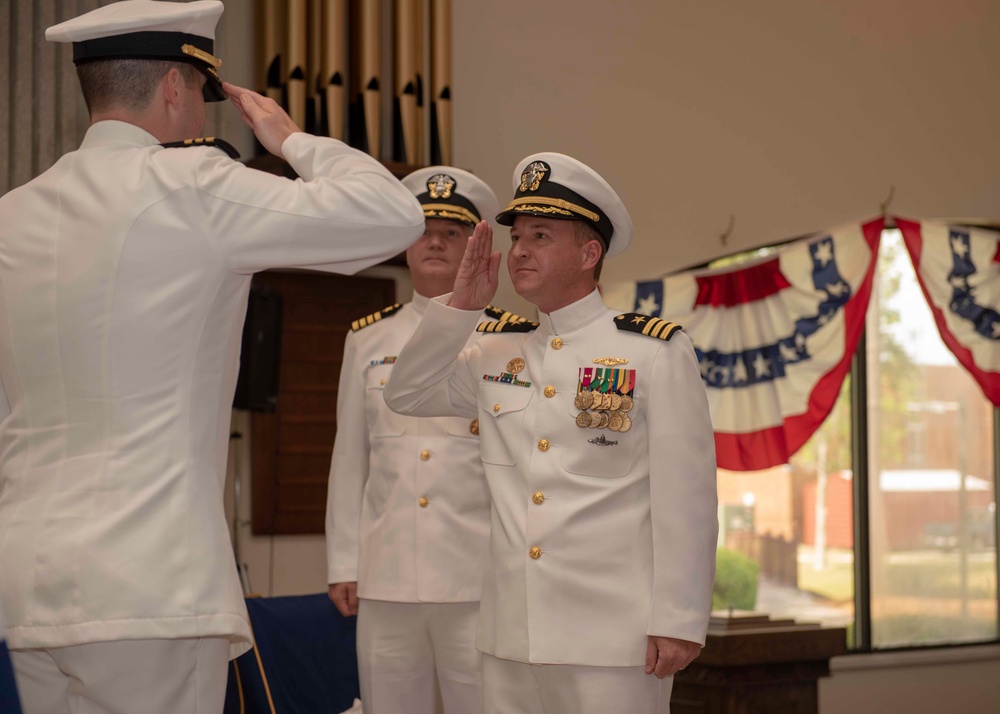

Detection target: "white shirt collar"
[80, 120, 161, 149]
[538, 289, 607, 336]
[410, 291, 435, 316]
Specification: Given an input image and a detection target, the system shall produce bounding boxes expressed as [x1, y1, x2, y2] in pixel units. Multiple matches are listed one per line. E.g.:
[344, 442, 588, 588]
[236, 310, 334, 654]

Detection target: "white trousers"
[11, 637, 230, 714]
[357, 599, 481, 714]
[481, 653, 673, 714]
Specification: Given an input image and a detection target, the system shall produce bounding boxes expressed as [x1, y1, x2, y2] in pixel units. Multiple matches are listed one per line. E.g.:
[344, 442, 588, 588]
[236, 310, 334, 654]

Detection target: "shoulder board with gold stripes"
[484, 305, 528, 323]
[160, 136, 240, 160]
[614, 313, 683, 341]
[476, 319, 539, 334]
[351, 303, 403, 332]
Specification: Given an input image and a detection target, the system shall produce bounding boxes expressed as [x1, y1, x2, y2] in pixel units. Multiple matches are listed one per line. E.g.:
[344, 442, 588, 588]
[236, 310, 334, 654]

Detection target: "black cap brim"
[199, 69, 226, 102]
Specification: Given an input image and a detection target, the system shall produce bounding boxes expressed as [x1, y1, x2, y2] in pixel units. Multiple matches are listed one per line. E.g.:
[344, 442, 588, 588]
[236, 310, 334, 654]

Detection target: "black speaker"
[233, 286, 283, 412]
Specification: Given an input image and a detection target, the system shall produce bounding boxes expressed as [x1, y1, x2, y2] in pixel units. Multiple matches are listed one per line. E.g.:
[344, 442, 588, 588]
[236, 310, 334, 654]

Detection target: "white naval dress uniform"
[384, 289, 718, 713]
[326, 293, 493, 714]
[0, 120, 423, 707]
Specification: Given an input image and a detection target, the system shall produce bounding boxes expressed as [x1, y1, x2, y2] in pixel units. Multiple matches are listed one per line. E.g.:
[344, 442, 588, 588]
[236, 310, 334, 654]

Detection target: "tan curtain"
[1, 0, 114, 195]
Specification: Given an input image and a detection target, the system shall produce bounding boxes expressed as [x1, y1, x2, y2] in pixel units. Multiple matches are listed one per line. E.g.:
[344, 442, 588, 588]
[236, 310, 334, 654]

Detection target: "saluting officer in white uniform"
[327, 167, 514, 714]
[384, 154, 719, 714]
[0, 2, 424, 712]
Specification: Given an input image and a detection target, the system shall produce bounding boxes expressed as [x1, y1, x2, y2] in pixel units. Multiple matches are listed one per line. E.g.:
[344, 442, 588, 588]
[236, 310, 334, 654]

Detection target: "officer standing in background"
[0, 2, 424, 712]
[384, 153, 718, 713]
[327, 167, 515, 714]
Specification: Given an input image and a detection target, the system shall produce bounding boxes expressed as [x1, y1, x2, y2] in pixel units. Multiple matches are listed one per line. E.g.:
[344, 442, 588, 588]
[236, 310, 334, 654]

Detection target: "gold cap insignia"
[427, 173, 456, 200]
[519, 161, 550, 192]
[182, 43, 222, 69]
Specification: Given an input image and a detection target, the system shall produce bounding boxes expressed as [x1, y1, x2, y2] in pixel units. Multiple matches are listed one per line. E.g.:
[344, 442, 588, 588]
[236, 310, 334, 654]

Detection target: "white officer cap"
[402, 166, 500, 228]
[495, 152, 633, 258]
[46, 0, 226, 102]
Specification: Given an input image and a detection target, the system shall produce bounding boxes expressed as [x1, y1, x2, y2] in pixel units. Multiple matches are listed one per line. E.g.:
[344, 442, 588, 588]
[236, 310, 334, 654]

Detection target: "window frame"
[705, 232, 1000, 654]
[849, 242, 1000, 654]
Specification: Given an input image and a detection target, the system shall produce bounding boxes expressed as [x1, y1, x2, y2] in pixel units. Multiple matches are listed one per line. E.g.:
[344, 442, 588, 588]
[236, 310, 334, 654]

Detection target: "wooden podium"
[671, 612, 848, 714]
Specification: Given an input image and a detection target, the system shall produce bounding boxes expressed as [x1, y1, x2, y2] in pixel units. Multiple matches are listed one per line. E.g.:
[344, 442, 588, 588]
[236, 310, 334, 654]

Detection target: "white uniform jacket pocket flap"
[478, 383, 533, 419]
[477, 383, 533, 466]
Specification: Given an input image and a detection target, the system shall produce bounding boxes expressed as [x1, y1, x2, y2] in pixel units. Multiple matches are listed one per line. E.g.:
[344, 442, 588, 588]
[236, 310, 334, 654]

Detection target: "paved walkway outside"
[756, 576, 854, 628]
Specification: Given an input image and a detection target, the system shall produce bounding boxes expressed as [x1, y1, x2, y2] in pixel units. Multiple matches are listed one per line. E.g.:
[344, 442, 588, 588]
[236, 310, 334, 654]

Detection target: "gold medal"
[588, 412, 603, 428]
[620, 415, 632, 432]
[609, 413, 624, 431]
[620, 395, 634, 412]
[574, 390, 594, 410]
[576, 411, 591, 428]
[506, 357, 526, 374]
[597, 412, 610, 429]
[609, 393, 623, 410]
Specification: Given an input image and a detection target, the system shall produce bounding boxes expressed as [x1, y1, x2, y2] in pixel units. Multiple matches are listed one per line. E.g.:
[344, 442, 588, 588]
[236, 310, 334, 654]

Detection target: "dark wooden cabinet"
[672, 617, 848, 714]
[250, 270, 396, 535]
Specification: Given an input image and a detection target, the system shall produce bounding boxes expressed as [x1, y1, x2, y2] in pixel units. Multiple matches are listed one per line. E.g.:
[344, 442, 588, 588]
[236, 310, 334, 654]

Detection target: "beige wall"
[451, 0, 1000, 312]
[220, 2, 1000, 711]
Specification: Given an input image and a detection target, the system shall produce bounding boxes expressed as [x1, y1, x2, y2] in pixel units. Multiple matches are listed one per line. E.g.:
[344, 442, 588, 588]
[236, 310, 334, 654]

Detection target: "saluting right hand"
[223, 82, 300, 158]
[449, 221, 501, 311]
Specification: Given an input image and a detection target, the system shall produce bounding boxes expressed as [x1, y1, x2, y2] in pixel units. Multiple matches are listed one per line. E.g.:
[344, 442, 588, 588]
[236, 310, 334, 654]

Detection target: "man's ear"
[581, 239, 603, 272]
[161, 67, 185, 109]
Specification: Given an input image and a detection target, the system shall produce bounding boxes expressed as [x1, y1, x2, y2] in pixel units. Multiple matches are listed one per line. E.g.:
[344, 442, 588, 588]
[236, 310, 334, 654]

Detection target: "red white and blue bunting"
[603, 218, 884, 471]
[896, 218, 1000, 406]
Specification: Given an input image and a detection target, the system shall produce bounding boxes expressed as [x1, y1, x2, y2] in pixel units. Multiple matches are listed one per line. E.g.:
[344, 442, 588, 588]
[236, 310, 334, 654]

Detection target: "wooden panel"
[671, 625, 846, 713]
[251, 270, 396, 534]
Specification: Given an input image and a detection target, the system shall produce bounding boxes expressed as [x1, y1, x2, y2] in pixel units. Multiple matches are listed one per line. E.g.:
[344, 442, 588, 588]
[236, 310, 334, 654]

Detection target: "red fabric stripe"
[897, 218, 1000, 407]
[714, 427, 790, 472]
[694, 258, 791, 308]
[712, 218, 884, 470]
[993, 238, 1000, 265]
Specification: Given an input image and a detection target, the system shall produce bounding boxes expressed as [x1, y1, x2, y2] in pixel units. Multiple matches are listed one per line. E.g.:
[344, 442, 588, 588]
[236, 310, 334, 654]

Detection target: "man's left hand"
[645, 636, 700, 678]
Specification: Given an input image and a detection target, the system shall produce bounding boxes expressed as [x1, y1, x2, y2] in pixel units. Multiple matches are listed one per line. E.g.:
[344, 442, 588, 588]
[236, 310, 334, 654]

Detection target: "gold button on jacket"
[551, 337, 563, 349]
[532, 492, 545, 505]
[420, 449, 431, 460]
[537, 439, 550, 451]
[543, 386, 556, 398]
[529, 546, 542, 559]
[418, 496, 429, 508]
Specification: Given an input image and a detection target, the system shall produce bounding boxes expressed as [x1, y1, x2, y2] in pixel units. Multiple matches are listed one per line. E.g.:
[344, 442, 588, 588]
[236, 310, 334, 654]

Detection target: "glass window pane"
[867, 228, 998, 648]
[716, 378, 856, 644]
